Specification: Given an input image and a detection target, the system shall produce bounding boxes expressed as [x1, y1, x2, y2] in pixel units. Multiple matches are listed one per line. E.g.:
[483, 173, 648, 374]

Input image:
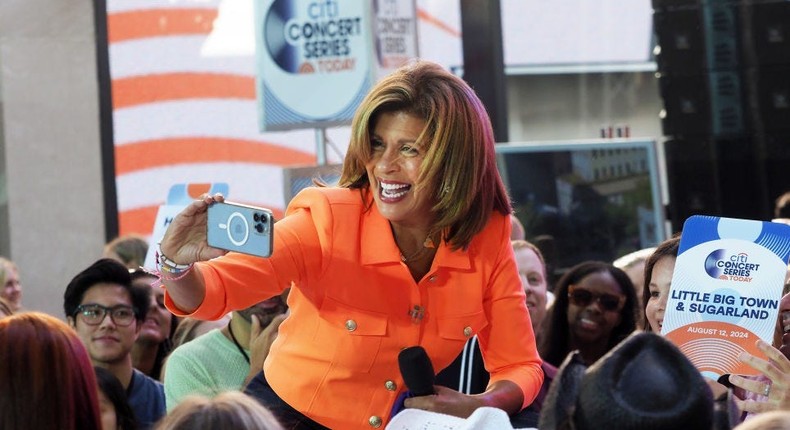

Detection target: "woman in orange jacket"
[156, 61, 543, 430]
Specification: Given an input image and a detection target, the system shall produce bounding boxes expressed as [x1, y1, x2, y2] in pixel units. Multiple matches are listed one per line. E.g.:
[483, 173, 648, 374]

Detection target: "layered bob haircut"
[339, 61, 511, 250]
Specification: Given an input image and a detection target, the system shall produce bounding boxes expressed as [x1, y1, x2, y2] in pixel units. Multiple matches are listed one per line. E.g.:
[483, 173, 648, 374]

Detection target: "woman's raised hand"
[159, 193, 228, 265]
[730, 339, 790, 414]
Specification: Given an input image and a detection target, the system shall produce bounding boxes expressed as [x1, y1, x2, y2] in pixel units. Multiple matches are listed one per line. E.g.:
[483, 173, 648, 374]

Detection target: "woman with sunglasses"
[540, 261, 638, 366]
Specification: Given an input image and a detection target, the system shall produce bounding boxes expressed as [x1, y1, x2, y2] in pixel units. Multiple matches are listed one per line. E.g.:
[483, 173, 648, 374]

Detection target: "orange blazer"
[166, 187, 543, 429]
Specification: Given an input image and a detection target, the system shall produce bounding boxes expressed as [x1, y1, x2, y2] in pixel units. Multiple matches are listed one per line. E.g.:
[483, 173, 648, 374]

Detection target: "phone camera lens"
[253, 213, 260, 222]
[255, 223, 264, 233]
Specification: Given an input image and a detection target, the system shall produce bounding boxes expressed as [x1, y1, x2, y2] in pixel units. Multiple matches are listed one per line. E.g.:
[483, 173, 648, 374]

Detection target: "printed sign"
[663, 215, 790, 379]
[142, 183, 230, 269]
[373, 0, 419, 79]
[254, 0, 374, 130]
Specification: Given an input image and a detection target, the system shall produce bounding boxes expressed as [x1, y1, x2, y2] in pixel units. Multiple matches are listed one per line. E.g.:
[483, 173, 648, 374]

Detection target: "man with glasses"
[64, 258, 165, 429]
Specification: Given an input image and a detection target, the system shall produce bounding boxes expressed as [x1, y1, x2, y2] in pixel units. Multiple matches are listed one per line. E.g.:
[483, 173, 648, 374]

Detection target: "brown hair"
[641, 236, 681, 331]
[0, 312, 102, 430]
[156, 391, 284, 430]
[338, 61, 511, 250]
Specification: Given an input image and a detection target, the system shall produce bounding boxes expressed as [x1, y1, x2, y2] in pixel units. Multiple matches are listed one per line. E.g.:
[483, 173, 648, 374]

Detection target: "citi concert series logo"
[264, 0, 363, 74]
[704, 249, 761, 282]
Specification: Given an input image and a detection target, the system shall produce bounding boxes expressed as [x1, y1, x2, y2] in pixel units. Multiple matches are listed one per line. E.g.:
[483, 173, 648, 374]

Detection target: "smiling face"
[68, 283, 140, 365]
[515, 247, 548, 332]
[567, 271, 625, 348]
[133, 275, 171, 345]
[365, 111, 435, 230]
[1, 264, 21, 311]
[645, 256, 675, 333]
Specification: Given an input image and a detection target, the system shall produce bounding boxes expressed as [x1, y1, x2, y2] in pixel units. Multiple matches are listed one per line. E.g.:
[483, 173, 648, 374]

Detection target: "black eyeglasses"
[568, 285, 625, 312]
[74, 304, 137, 327]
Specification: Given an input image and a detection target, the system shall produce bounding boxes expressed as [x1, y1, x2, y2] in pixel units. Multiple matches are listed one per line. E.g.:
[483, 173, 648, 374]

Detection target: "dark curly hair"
[539, 261, 638, 367]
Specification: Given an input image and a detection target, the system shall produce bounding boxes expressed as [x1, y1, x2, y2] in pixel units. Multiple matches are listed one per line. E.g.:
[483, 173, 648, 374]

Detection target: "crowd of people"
[1, 61, 790, 430]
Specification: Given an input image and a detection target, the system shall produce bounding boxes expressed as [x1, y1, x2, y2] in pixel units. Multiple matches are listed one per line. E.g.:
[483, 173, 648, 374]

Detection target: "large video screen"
[496, 139, 666, 277]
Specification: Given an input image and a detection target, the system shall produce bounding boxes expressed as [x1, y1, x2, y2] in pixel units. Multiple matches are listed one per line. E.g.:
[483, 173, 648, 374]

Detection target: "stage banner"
[254, 0, 375, 131]
[663, 215, 790, 379]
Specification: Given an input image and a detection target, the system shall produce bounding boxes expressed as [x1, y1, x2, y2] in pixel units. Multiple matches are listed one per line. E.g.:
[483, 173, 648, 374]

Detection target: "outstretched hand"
[729, 339, 790, 414]
[159, 193, 228, 264]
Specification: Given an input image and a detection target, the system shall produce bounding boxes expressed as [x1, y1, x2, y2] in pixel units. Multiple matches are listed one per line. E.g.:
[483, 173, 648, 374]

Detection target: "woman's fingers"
[757, 338, 790, 373]
[737, 397, 773, 414]
[729, 373, 769, 397]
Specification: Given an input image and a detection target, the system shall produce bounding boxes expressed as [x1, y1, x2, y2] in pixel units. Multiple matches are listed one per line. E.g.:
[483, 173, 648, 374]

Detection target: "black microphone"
[398, 346, 436, 396]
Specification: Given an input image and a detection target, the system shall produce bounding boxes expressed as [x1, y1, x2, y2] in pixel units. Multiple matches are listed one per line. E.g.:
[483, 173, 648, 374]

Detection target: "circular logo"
[704, 249, 727, 279]
[264, 0, 300, 73]
[227, 212, 249, 246]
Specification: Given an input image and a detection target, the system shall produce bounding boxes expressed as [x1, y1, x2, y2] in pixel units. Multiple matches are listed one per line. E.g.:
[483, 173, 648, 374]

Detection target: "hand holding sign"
[663, 216, 790, 380]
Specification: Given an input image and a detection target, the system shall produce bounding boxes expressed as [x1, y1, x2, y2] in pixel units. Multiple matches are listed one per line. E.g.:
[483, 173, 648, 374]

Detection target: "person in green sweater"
[163, 293, 287, 411]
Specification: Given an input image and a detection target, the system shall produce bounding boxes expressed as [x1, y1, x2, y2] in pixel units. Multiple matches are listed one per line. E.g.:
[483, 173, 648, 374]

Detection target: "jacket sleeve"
[476, 216, 544, 409]
[166, 187, 334, 320]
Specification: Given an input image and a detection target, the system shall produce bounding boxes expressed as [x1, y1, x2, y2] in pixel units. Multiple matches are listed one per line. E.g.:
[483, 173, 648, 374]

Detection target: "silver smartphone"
[207, 201, 274, 258]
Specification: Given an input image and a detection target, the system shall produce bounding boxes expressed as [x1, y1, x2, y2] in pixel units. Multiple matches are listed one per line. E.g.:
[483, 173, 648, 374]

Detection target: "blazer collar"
[360, 200, 472, 270]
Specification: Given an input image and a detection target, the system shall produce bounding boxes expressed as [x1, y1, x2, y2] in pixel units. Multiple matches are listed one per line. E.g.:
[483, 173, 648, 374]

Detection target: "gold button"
[463, 326, 472, 337]
[385, 380, 397, 391]
[345, 320, 357, 332]
[369, 416, 382, 428]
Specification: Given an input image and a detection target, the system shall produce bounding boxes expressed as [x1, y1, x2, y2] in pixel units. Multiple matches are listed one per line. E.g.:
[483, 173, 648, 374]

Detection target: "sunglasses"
[568, 285, 625, 312]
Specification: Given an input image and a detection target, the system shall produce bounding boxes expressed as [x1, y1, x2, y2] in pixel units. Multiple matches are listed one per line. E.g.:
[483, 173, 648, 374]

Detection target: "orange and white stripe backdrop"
[106, 0, 462, 237]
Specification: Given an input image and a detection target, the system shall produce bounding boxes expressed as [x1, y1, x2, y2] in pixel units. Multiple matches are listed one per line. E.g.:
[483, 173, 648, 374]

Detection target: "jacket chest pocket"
[437, 311, 488, 344]
[317, 297, 389, 373]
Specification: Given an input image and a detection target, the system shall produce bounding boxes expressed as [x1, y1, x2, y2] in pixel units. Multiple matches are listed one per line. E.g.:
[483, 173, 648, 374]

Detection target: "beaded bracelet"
[156, 246, 193, 275]
[142, 264, 193, 289]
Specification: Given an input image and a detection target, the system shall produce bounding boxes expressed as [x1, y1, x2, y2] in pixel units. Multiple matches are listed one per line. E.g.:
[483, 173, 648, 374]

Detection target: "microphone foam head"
[398, 346, 435, 396]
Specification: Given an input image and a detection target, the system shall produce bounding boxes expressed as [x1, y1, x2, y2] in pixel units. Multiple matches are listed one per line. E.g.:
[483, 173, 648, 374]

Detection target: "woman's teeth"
[381, 183, 410, 199]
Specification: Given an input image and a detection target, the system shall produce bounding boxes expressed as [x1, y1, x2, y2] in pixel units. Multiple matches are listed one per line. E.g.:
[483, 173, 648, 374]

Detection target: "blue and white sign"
[255, 0, 375, 131]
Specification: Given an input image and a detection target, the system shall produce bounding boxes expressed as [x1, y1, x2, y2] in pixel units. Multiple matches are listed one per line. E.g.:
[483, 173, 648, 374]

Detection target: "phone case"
[207, 201, 274, 258]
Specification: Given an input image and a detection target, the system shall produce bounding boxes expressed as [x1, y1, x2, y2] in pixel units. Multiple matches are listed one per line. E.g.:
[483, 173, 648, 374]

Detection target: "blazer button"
[428, 275, 437, 282]
[369, 416, 382, 428]
[385, 380, 397, 391]
[463, 326, 472, 337]
[345, 320, 357, 332]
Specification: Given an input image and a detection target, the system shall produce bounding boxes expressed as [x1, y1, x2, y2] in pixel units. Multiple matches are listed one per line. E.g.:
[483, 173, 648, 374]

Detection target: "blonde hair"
[156, 391, 283, 430]
[103, 235, 149, 269]
[512, 239, 545, 268]
[0, 258, 16, 290]
[170, 316, 230, 350]
[339, 61, 511, 250]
